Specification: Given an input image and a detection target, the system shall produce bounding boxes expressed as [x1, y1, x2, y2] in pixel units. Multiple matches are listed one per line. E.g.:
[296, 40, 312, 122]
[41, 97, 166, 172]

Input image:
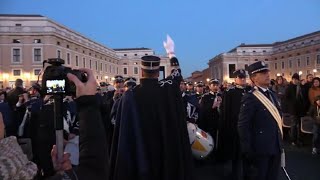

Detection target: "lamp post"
[104, 75, 109, 83]
[24, 73, 31, 87]
[313, 69, 317, 76]
[276, 73, 281, 77]
[299, 71, 303, 79]
[2, 73, 9, 88]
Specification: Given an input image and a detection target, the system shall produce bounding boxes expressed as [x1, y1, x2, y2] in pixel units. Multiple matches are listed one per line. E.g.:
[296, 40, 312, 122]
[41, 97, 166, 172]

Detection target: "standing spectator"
[308, 95, 320, 154]
[6, 79, 25, 110]
[285, 73, 307, 146]
[0, 91, 7, 103]
[303, 74, 314, 112]
[272, 76, 288, 112]
[308, 77, 320, 106]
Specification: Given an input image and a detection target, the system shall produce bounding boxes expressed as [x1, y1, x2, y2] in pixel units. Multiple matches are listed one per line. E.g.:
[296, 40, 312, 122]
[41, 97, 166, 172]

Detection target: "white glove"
[163, 35, 175, 58]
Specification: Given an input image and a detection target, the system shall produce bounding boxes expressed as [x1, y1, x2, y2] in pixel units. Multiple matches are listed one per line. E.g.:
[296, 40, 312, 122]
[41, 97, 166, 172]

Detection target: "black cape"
[218, 86, 248, 161]
[110, 71, 194, 180]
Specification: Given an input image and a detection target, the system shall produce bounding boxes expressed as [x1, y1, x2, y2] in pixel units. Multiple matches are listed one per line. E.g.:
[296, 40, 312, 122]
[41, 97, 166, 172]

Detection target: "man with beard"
[109, 36, 193, 180]
[219, 69, 250, 179]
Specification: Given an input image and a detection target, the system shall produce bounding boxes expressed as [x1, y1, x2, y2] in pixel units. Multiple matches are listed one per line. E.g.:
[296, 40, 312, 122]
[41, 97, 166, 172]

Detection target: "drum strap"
[252, 89, 283, 138]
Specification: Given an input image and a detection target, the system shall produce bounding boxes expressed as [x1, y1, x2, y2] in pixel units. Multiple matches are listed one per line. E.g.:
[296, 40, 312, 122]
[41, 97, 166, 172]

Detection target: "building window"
[253, 51, 256, 53]
[33, 39, 41, 43]
[15, 24, 21, 26]
[83, 58, 86, 68]
[307, 70, 310, 74]
[134, 54, 137, 56]
[228, 64, 236, 78]
[281, 62, 285, 69]
[75, 56, 79, 66]
[67, 45, 69, 48]
[34, 48, 42, 62]
[57, 50, 61, 58]
[95, 61, 98, 70]
[12, 48, 21, 63]
[297, 59, 301, 67]
[105, 64, 108, 72]
[265, 63, 269, 68]
[244, 64, 248, 70]
[255, 59, 258, 61]
[306, 57, 310, 66]
[90, 60, 92, 69]
[274, 63, 277, 70]
[109, 65, 112, 73]
[145, 53, 148, 55]
[263, 50, 266, 52]
[57, 41, 60, 45]
[317, 55, 320, 64]
[34, 69, 41, 76]
[67, 53, 70, 64]
[289, 60, 292, 68]
[13, 69, 21, 76]
[100, 63, 103, 71]
[134, 67, 139, 74]
[124, 54, 127, 56]
[13, 39, 20, 43]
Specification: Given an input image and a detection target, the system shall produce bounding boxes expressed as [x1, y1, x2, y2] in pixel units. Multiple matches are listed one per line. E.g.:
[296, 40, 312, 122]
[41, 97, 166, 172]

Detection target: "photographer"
[49, 68, 109, 180]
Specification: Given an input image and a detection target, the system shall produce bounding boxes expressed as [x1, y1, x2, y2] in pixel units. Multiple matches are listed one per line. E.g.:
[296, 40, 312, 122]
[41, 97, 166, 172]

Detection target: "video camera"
[41, 58, 87, 95]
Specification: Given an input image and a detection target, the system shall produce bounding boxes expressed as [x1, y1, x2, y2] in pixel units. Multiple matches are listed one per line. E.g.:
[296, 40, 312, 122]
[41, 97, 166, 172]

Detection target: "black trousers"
[243, 154, 280, 180]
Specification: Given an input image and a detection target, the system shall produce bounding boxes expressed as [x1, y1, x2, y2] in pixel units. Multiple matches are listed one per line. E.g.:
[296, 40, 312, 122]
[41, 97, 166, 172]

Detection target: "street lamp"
[298, 71, 303, 76]
[276, 73, 281, 77]
[313, 69, 317, 76]
[2, 73, 9, 80]
[206, 78, 210, 82]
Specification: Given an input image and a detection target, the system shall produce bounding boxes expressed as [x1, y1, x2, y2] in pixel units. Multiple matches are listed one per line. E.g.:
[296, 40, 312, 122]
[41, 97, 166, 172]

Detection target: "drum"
[187, 122, 214, 159]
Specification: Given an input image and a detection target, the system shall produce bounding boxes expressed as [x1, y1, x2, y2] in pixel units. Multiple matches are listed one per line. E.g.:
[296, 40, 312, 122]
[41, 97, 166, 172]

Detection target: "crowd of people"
[0, 36, 319, 180]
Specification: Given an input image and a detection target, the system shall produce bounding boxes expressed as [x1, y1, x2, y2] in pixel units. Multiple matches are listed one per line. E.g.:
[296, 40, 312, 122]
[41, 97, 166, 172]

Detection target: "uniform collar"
[209, 91, 217, 95]
[256, 86, 269, 92]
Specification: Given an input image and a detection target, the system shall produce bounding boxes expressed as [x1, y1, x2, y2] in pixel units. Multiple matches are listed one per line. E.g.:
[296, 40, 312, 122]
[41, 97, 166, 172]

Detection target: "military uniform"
[110, 55, 193, 180]
[238, 61, 283, 180]
[218, 69, 251, 179]
[198, 79, 221, 142]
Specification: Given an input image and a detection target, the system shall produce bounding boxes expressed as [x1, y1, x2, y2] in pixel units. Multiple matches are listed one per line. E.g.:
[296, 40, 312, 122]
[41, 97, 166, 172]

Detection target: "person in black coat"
[6, 79, 25, 111]
[50, 68, 109, 180]
[219, 69, 251, 179]
[285, 73, 307, 146]
[238, 61, 283, 180]
[198, 79, 222, 142]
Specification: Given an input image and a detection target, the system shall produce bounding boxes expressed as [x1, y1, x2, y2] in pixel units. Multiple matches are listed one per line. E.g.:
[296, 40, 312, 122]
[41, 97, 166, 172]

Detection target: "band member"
[186, 82, 195, 95]
[219, 69, 250, 179]
[104, 75, 124, 155]
[198, 79, 222, 150]
[109, 36, 193, 180]
[195, 81, 204, 100]
[123, 77, 137, 91]
[239, 61, 283, 180]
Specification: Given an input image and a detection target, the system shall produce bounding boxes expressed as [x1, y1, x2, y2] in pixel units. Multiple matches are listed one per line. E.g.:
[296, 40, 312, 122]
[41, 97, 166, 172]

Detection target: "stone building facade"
[206, 31, 320, 83]
[0, 14, 170, 88]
